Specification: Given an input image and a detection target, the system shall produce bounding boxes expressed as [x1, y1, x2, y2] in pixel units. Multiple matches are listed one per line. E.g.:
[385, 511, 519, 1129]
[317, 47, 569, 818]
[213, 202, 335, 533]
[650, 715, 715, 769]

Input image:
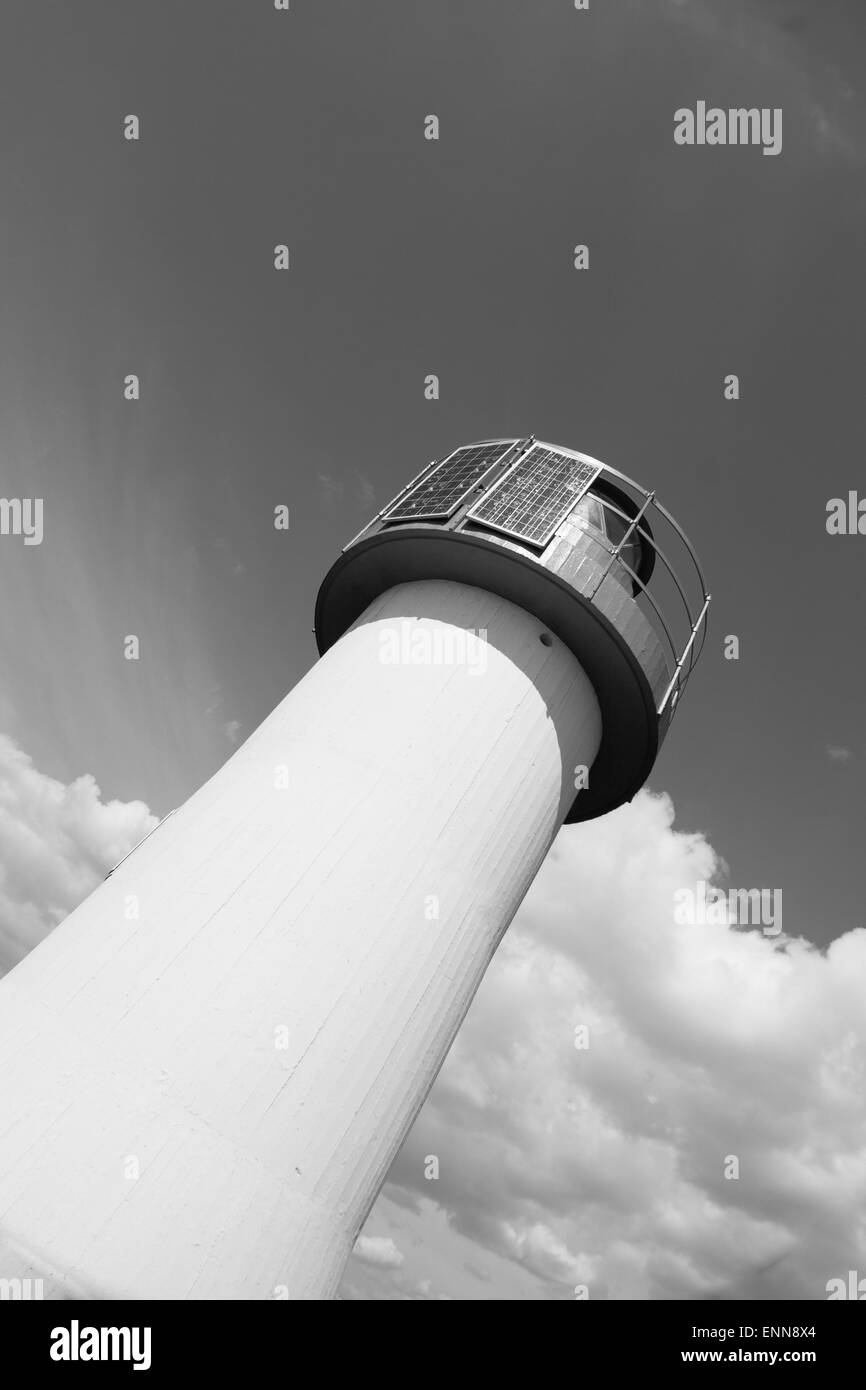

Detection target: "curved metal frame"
[343, 436, 711, 722]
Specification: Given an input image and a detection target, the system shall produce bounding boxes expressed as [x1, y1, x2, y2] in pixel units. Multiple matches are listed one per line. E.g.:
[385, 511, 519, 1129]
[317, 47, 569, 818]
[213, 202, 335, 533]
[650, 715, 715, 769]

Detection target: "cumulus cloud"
[348, 792, 866, 1300]
[826, 745, 853, 763]
[1, 736, 860, 1301]
[0, 735, 157, 975]
[352, 1236, 405, 1270]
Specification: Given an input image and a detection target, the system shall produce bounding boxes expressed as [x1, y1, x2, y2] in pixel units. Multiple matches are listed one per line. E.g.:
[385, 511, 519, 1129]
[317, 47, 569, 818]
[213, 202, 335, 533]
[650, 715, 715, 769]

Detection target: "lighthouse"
[0, 436, 708, 1299]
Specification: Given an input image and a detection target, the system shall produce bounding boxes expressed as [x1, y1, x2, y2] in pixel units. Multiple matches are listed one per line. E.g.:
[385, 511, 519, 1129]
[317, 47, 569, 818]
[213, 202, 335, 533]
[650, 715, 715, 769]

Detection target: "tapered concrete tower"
[0, 437, 708, 1300]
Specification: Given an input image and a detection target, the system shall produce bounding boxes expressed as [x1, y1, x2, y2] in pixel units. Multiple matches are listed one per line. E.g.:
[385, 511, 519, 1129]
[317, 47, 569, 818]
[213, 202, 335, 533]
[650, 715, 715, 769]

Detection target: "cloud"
[222, 719, 242, 744]
[0, 735, 156, 975]
[318, 472, 377, 514]
[661, 0, 866, 164]
[1, 735, 860, 1301]
[318, 473, 343, 510]
[352, 1235, 405, 1270]
[350, 791, 866, 1300]
[826, 745, 853, 762]
[355, 474, 376, 509]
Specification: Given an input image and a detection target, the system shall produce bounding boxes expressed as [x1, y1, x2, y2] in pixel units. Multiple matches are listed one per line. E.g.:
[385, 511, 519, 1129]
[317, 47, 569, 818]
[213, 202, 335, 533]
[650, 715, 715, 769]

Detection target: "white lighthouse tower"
[0, 437, 708, 1299]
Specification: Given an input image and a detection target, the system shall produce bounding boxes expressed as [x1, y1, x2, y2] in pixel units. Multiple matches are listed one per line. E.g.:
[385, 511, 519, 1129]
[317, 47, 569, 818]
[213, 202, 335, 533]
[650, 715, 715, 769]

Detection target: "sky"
[0, 0, 864, 1299]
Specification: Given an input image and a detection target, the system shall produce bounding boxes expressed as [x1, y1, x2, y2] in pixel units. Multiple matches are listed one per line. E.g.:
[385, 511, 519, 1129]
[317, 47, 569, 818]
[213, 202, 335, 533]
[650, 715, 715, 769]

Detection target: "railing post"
[588, 491, 655, 600]
[657, 594, 712, 716]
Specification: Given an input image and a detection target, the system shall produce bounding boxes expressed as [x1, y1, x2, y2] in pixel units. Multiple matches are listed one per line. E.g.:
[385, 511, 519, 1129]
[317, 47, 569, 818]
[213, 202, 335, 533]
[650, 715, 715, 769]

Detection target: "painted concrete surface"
[0, 580, 601, 1298]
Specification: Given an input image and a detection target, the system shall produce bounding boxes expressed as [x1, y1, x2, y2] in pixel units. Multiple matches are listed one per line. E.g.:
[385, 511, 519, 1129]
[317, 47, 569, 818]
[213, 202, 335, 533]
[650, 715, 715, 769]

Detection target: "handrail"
[587, 491, 655, 601]
[657, 595, 712, 715]
[463, 437, 711, 622]
[342, 436, 711, 721]
[574, 490, 710, 704]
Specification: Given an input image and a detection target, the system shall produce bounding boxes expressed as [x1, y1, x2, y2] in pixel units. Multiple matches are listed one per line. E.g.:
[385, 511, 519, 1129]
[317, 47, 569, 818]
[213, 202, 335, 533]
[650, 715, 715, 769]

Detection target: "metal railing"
[578, 488, 710, 716]
[342, 436, 711, 722]
[527, 439, 711, 720]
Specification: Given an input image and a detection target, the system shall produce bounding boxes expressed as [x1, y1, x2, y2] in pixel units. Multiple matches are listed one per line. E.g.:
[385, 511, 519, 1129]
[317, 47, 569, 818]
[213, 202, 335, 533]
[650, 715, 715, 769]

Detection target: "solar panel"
[382, 443, 515, 522]
[467, 445, 602, 547]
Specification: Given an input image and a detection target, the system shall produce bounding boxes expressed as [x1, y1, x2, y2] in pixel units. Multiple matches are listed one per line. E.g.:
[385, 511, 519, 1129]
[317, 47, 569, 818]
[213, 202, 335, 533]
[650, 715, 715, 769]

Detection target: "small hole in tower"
[539, 632, 553, 647]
